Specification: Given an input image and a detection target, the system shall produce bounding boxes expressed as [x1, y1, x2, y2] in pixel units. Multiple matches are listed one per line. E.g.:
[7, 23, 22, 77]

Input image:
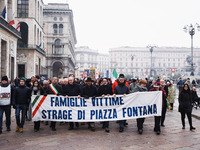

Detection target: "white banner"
[31, 91, 162, 122]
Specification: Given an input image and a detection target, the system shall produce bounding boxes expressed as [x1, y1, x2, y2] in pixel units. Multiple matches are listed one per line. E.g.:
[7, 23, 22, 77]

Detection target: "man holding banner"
[63, 76, 81, 130]
[114, 76, 129, 132]
[97, 78, 113, 133]
[150, 82, 166, 135]
[133, 79, 148, 134]
[45, 77, 62, 131]
[81, 77, 97, 131]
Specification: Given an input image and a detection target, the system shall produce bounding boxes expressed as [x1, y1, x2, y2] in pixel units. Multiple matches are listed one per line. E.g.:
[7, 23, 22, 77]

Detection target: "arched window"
[53, 24, 57, 34]
[54, 39, 63, 54]
[17, 22, 28, 48]
[17, 0, 29, 18]
[59, 24, 63, 34]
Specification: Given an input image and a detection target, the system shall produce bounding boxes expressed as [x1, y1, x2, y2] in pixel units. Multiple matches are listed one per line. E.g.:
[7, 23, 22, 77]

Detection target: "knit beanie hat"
[2, 76, 8, 81]
[20, 77, 26, 82]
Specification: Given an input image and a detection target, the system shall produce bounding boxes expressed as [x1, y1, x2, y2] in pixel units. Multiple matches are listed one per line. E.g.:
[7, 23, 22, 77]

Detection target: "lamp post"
[131, 55, 134, 78]
[147, 45, 156, 77]
[183, 23, 200, 76]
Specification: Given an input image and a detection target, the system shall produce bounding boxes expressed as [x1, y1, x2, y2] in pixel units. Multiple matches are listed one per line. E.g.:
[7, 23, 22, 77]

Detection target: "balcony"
[0, 17, 21, 38]
[17, 43, 46, 56]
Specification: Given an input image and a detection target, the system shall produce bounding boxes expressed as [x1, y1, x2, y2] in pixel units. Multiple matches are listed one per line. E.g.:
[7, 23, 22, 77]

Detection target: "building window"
[59, 24, 63, 34]
[60, 17, 63, 21]
[17, 0, 29, 18]
[54, 39, 63, 54]
[53, 24, 57, 34]
[54, 17, 57, 21]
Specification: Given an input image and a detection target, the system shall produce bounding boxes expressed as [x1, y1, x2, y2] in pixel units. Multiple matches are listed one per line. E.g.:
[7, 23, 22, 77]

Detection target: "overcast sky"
[43, 0, 200, 53]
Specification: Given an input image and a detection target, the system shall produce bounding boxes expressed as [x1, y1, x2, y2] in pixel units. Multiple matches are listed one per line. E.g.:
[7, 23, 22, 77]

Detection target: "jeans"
[15, 104, 27, 128]
[0, 106, 11, 131]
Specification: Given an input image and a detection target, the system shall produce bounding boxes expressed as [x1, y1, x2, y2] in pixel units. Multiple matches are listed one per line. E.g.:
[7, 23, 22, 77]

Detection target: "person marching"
[14, 77, 31, 133]
[30, 80, 44, 132]
[97, 78, 113, 133]
[114, 76, 129, 132]
[178, 84, 195, 131]
[149, 82, 166, 135]
[133, 79, 148, 134]
[63, 76, 81, 130]
[81, 77, 97, 131]
[0, 76, 15, 134]
[45, 77, 62, 131]
[160, 80, 167, 127]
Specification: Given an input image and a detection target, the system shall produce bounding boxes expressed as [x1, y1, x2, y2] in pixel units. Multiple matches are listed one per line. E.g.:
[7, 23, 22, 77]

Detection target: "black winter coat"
[81, 85, 97, 98]
[97, 85, 113, 96]
[14, 85, 31, 105]
[46, 83, 62, 95]
[178, 91, 192, 113]
[114, 83, 129, 95]
[63, 83, 81, 96]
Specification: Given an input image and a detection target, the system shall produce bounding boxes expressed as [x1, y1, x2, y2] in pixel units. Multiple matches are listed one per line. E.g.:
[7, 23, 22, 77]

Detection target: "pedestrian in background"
[168, 83, 175, 110]
[178, 84, 195, 131]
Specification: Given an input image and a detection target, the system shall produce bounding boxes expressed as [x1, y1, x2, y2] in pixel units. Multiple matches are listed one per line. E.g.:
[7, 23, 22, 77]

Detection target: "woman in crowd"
[168, 83, 176, 110]
[30, 80, 44, 132]
[178, 84, 195, 131]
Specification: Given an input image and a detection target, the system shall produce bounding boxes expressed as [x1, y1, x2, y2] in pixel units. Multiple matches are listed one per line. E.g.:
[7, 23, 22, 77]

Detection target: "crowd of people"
[0, 74, 198, 135]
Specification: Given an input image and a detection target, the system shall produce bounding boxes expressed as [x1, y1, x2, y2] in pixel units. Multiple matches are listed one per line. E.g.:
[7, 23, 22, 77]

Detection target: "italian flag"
[112, 69, 118, 83]
[49, 84, 58, 95]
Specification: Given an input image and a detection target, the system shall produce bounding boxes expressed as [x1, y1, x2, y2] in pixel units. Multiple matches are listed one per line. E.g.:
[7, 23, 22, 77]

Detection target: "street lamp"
[131, 55, 134, 78]
[147, 45, 157, 77]
[183, 23, 200, 76]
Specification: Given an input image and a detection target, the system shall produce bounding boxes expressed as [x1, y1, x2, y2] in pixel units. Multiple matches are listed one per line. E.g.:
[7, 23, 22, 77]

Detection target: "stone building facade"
[43, 3, 77, 78]
[14, 0, 46, 78]
[75, 46, 109, 78]
[109, 47, 200, 79]
[0, 0, 21, 81]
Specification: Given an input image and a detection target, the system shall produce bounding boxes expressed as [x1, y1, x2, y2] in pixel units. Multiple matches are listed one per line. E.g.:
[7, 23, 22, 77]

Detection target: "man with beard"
[63, 76, 81, 130]
[133, 79, 148, 134]
[45, 77, 62, 131]
[0, 76, 15, 134]
[81, 77, 97, 131]
[114, 76, 129, 132]
[98, 78, 113, 132]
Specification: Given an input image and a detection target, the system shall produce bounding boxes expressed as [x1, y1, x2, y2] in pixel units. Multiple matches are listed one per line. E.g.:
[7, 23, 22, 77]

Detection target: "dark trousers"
[103, 121, 109, 128]
[34, 121, 40, 130]
[137, 118, 145, 130]
[181, 112, 192, 127]
[119, 120, 125, 128]
[15, 104, 27, 128]
[154, 116, 161, 132]
[171, 103, 174, 110]
[0, 105, 11, 131]
[161, 106, 167, 125]
[69, 122, 79, 128]
[51, 121, 56, 129]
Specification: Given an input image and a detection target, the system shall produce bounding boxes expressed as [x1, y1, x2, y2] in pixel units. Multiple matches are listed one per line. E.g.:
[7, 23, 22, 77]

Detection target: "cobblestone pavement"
[1, 88, 200, 150]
